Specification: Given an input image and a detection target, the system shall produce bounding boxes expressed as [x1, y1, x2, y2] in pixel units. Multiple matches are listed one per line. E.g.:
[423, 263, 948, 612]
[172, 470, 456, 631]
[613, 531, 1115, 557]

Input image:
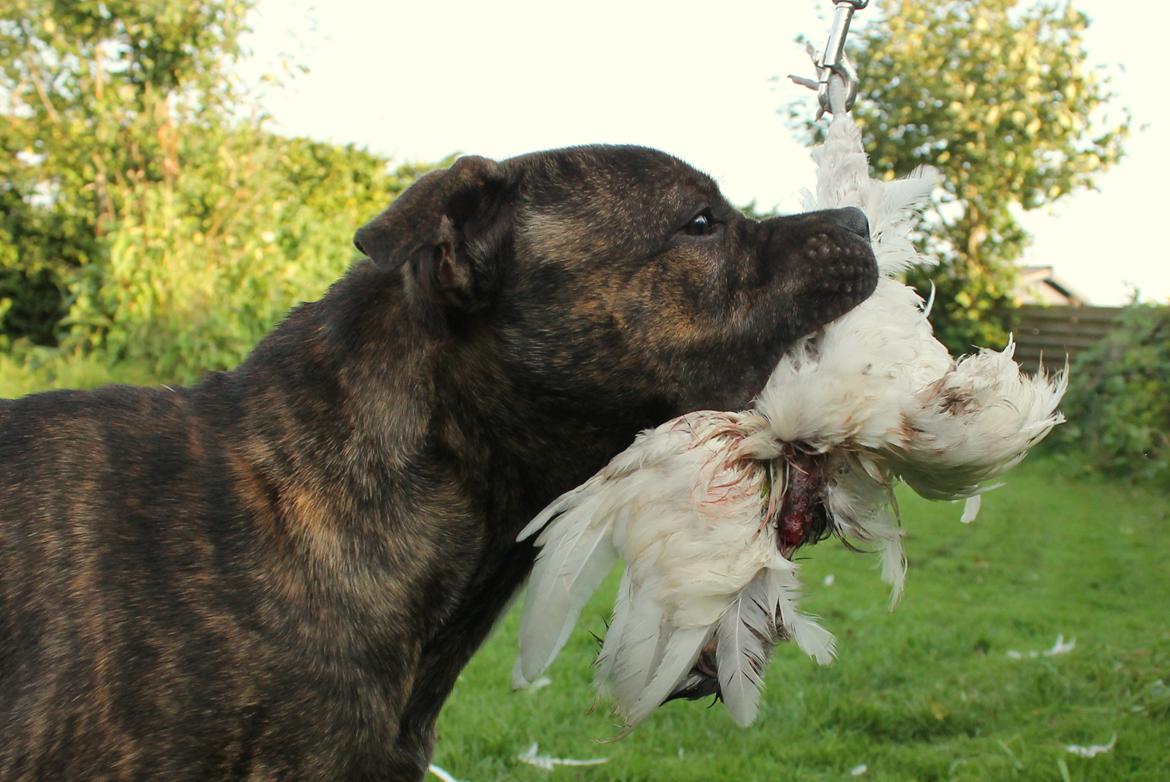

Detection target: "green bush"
[4, 129, 432, 384]
[2, 0, 442, 383]
[1, 0, 256, 350]
[62, 127, 429, 382]
[1057, 304, 1170, 486]
[5, 118, 431, 383]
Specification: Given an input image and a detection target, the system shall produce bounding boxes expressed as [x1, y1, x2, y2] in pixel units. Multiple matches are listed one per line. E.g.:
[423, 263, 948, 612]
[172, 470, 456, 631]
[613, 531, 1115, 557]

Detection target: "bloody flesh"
[778, 450, 830, 555]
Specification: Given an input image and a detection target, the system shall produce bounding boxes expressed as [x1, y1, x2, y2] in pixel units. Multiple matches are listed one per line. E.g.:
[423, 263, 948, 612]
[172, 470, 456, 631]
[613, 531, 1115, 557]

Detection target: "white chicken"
[512, 107, 1068, 729]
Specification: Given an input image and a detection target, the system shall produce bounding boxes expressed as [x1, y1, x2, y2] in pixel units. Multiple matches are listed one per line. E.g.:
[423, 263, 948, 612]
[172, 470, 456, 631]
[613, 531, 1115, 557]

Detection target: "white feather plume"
[514, 108, 1067, 729]
[715, 572, 774, 727]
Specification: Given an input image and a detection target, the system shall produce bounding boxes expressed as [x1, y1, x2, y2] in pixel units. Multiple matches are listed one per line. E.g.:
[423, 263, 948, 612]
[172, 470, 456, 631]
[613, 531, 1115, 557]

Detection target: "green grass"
[434, 458, 1170, 781]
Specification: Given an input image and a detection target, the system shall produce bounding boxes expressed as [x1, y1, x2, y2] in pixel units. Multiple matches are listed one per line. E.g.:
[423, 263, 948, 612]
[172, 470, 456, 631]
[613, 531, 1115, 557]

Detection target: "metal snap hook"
[789, 0, 868, 116]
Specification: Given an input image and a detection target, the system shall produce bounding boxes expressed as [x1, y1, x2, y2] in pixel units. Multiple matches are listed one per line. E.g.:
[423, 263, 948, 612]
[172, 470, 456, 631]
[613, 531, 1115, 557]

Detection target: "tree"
[0, 0, 253, 346]
[786, 0, 1127, 353]
[1, 1, 436, 379]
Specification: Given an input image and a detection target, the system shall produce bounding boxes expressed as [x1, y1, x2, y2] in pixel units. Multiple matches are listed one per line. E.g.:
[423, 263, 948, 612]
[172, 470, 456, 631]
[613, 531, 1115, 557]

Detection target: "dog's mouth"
[664, 448, 832, 707]
[786, 229, 879, 335]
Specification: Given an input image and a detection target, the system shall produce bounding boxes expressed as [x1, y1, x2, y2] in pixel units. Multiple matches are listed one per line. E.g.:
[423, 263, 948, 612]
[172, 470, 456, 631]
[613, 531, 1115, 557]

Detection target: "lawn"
[432, 458, 1170, 781]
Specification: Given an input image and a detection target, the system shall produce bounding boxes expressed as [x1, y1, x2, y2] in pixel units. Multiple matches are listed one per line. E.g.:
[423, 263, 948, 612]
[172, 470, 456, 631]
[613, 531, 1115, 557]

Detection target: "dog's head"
[355, 146, 876, 420]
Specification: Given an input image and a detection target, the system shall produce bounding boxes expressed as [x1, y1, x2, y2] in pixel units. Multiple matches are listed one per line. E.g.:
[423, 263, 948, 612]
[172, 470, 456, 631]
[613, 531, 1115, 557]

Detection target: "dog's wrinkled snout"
[750, 206, 879, 340]
[824, 206, 870, 239]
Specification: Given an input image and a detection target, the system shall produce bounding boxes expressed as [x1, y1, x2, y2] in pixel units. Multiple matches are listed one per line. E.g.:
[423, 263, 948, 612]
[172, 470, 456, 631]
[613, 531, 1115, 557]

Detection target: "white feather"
[515, 488, 623, 684]
[716, 572, 774, 726]
[594, 569, 632, 689]
[766, 558, 836, 665]
[601, 585, 667, 709]
[624, 626, 710, 727]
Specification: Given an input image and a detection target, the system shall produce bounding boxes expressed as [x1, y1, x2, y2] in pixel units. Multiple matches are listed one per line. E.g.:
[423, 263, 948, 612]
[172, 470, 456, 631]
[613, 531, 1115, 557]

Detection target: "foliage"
[432, 457, 1169, 780]
[64, 130, 423, 381]
[786, 0, 1127, 353]
[1057, 304, 1170, 486]
[0, 0, 253, 348]
[0, 0, 435, 381]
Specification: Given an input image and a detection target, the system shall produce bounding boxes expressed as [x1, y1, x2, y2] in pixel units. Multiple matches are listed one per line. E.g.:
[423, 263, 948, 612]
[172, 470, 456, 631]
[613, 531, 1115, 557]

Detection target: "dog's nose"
[825, 207, 870, 238]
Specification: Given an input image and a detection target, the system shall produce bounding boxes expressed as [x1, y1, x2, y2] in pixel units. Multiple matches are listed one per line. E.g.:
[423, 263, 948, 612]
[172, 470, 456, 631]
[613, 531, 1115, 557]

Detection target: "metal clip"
[790, 0, 868, 116]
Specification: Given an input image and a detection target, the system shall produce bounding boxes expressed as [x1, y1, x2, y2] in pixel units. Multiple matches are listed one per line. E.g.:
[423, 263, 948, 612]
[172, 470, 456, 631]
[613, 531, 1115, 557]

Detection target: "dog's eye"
[682, 209, 717, 237]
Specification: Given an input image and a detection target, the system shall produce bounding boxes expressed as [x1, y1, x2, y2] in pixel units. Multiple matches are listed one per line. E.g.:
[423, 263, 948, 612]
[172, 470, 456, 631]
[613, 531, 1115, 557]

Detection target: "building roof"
[1014, 265, 1089, 306]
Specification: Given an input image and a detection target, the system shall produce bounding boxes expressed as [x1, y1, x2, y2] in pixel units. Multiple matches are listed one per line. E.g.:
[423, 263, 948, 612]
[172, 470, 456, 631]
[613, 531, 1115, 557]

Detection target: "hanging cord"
[789, 0, 868, 117]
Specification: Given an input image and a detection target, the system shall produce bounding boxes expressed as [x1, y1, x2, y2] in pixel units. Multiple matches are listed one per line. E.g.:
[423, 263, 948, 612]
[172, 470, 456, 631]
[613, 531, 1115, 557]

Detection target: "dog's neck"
[227, 261, 649, 534]
[216, 262, 650, 739]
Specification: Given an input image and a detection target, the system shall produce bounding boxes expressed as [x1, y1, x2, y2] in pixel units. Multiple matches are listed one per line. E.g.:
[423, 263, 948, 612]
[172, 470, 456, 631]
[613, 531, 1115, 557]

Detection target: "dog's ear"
[354, 155, 509, 310]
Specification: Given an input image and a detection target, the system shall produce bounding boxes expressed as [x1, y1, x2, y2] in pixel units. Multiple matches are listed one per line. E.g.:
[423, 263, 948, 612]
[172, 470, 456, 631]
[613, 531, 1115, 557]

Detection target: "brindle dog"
[0, 147, 876, 780]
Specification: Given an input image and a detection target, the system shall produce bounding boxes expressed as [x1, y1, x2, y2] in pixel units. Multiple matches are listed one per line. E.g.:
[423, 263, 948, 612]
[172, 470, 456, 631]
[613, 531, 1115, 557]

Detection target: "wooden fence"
[1013, 305, 1123, 374]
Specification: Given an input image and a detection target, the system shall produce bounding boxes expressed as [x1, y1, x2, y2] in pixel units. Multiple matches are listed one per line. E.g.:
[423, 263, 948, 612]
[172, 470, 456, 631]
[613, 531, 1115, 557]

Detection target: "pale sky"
[237, 0, 1169, 305]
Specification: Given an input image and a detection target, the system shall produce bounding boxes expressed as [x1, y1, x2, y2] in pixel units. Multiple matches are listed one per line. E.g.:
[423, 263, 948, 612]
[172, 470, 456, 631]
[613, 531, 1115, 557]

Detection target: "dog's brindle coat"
[0, 147, 876, 780]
